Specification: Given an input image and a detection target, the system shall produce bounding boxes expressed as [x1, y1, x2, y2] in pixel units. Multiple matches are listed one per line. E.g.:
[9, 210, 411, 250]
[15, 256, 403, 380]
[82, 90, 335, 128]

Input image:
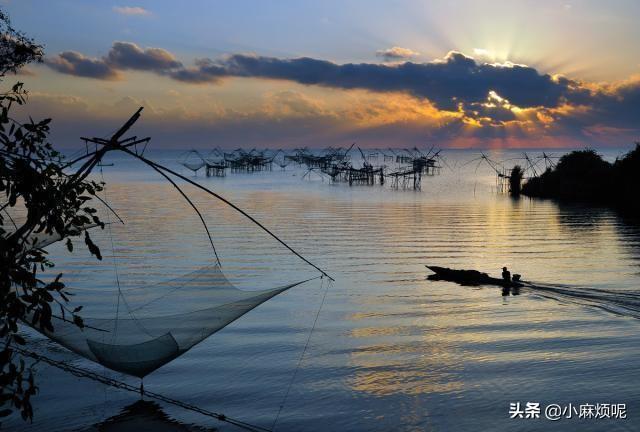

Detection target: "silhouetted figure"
[502, 267, 511, 284]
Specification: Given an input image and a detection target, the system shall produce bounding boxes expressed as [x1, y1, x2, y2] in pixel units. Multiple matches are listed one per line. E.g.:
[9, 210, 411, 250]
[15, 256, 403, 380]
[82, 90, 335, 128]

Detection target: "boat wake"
[524, 282, 640, 320]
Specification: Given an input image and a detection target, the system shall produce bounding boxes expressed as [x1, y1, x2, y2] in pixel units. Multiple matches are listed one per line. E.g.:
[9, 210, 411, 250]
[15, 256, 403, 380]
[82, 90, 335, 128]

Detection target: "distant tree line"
[520, 145, 640, 214]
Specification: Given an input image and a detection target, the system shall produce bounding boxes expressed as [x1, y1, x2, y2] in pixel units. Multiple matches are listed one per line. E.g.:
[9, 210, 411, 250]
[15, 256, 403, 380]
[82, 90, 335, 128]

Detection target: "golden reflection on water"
[344, 276, 627, 399]
[335, 190, 634, 400]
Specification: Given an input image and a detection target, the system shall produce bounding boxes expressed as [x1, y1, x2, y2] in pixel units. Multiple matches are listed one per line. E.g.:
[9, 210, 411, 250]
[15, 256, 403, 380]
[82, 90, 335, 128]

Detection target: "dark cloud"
[45, 45, 589, 112]
[106, 42, 182, 71]
[45, 51, 119, 80]
[45, 42, 181, 79]
[167, 51, 591, 111]
[168, 58, 225, 83]
[586, 79, 640, 128]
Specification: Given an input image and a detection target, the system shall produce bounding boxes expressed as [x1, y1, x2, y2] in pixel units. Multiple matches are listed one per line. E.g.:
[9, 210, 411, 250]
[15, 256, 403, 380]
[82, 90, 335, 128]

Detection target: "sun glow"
[473, 48, 497, 61]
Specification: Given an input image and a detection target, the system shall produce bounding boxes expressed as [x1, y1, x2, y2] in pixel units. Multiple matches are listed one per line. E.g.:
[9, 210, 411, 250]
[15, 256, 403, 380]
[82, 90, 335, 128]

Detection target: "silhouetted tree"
[0, 9, 42, 75]
[522, 149, 611, 201]
[509, 165, 523, 196]
[612, 143, 640, 213]
[1, 8, 104, 423]
[522, 146, 640, 213]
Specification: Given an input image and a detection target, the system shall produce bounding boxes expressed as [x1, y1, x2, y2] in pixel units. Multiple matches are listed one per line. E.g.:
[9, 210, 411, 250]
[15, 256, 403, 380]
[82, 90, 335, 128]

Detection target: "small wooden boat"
[426, 266, 524, 288]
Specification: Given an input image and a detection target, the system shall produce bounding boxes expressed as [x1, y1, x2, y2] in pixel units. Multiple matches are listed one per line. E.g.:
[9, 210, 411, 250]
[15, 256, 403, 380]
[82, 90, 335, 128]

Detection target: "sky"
[3, 0, 640, 148]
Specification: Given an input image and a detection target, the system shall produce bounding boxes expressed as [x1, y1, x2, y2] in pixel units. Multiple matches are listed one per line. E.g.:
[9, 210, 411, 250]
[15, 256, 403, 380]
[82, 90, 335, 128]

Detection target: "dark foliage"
[522, 146, 640, 213]
[0, 10, 42, 76]
[612, 144, 640, 213]
[1, 8, 104, 424]
[509, 165, 523, 196]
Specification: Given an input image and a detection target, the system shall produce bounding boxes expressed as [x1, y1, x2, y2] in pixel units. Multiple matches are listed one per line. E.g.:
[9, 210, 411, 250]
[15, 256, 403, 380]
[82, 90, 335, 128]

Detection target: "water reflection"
[555, 201, 612, 231]
[347, 319, 465, 397]
[82, 400, 216, 432]
[502, 285, 520, 297]
[12, 149, 640, 432]
[615, 214, 640, 271]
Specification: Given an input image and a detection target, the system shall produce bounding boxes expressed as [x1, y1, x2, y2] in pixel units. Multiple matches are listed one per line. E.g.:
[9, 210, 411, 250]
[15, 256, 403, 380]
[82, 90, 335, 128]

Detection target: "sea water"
[6, 148, 640, 432]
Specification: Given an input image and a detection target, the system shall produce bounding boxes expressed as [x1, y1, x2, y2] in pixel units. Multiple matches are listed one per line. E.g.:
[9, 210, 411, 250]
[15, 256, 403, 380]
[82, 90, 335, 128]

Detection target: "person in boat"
[501, 267, 511, 283]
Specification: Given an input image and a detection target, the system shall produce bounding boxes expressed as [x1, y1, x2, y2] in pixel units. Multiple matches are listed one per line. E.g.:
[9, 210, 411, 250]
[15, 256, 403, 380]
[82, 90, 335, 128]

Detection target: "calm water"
[7, 148, 640, 432]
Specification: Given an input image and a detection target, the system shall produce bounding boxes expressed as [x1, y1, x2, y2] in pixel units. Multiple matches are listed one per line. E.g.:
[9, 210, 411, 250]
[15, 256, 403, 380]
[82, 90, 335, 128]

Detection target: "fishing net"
[24, 261, 307, 378]
[179, 150, 205, 172]
[14, 154, 326, 380]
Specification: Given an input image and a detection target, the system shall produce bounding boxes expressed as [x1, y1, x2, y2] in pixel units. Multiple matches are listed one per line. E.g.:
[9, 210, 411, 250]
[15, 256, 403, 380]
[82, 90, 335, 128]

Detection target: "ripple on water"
[8, 149, 640, 432]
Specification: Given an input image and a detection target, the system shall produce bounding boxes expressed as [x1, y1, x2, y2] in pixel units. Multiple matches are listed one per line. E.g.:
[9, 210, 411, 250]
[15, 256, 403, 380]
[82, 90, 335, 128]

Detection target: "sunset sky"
[5, 0, 640, 148]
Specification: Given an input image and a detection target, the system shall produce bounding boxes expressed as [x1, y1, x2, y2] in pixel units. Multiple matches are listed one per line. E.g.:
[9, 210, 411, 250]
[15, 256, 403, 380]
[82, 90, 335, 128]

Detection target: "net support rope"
[271, 277, 331, 431]
[13, 347, 272, 432]
[118, 146, 334, 281]
[98, 161, 124, 343]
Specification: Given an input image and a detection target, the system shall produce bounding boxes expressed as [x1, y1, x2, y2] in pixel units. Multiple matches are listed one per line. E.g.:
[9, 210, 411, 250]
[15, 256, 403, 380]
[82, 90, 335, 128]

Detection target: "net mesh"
[25, 263, 306, 378]
[11, 163, 322, 380]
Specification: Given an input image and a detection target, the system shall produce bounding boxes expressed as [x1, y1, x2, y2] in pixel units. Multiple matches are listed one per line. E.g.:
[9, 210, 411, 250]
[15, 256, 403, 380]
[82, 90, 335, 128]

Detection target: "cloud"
[12, 87, 637, 150]
[44, 51, 120, 80]
[106, 42, 182, 71]
[165, 51, 591, 112]
[585, 77, 640, 127]
[44, 42, 181, 79]
[376, 46, 420, 62]
[10, 92, 343, 148]
[261, 90, 333, 119]
[12, 66, 36, 76]
[168, 58, 225, 83]
[45, 44, 590, 114]
[41, 43, 640, 144]
[113, 6, 151, 16]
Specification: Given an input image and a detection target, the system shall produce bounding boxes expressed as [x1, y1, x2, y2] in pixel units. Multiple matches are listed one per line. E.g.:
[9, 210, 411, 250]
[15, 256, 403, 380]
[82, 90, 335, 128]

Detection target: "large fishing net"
[23, 257, 306, 377]
[15, 152, 326, 380]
